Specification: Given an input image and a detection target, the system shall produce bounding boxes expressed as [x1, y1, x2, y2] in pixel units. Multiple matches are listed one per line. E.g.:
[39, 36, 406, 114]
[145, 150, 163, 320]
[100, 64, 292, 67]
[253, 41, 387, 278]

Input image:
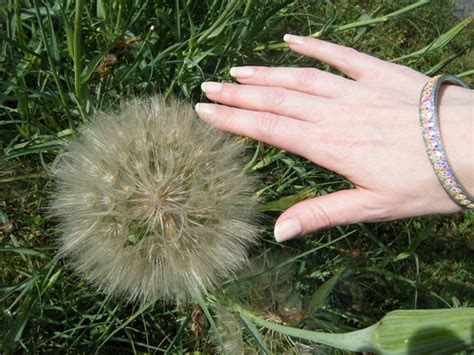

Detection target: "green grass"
[1, 0, 473, 353]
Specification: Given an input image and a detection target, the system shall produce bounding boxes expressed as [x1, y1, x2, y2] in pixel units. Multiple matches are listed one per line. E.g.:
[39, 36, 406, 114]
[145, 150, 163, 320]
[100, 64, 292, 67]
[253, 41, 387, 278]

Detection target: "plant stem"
[229, 301, 377, 352]
[253, 0, 431, 51]
[197, 0, 241, 45]
[194, 292, 227, 354]
[32, 0, 73, 126]
[457, 69, 474, 78]
[74, 0, 84, 101]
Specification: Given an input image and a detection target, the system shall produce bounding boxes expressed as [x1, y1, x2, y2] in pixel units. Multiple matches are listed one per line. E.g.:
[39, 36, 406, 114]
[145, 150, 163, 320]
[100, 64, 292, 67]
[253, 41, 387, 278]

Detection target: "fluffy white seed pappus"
[52, 97, 258, 304]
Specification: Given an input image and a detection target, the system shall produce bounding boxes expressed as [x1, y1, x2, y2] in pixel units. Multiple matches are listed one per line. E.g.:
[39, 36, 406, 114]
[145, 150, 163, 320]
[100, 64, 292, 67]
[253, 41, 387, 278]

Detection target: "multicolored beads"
[419, 74, 473, 209]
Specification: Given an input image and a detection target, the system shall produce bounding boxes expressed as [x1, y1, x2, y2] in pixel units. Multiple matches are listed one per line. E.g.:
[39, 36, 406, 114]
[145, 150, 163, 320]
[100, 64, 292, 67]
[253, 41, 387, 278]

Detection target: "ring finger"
[201, 82, 335, 123]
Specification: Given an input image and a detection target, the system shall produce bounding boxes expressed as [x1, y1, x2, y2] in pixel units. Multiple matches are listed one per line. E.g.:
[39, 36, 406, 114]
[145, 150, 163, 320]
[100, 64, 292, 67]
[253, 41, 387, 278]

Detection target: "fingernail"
[283, 34, 304, 45]
[274, 218, 302, 242]
[201, 82, 222, 93]
[195, 103, 215, 119]
[230, 66, 255, 78]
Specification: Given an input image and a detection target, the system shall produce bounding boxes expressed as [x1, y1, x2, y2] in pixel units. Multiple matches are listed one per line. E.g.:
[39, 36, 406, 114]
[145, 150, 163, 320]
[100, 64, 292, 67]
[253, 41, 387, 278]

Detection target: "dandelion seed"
[52, 97, 258, 304]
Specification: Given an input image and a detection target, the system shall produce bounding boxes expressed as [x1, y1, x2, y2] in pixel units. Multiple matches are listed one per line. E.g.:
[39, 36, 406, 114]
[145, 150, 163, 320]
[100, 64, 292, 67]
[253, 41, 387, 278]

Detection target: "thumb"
[274, 189, 373, 242]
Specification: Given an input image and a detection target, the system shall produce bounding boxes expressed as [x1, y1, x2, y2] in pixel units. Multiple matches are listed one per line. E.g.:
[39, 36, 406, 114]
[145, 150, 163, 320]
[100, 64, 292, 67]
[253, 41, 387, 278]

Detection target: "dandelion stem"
[223, 296, 474, 354]
[228, 300, 377, 352]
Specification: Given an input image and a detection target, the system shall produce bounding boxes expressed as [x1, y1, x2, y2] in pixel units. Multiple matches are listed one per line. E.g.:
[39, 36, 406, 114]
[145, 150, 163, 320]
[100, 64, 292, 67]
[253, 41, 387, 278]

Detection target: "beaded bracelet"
[419, 74, 473, 209]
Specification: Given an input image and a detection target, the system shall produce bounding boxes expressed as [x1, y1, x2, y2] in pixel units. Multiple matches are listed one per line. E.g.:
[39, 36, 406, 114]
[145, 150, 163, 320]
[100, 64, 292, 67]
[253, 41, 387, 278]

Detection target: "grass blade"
[392, 16, 474, 62]
[307, 268, 345, 314]
[240, 314, 270, 354]
[193, 293, 226, 354]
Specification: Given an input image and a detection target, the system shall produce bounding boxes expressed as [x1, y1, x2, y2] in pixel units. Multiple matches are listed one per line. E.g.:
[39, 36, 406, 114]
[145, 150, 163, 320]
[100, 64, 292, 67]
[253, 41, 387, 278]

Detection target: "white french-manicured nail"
[229, 67, 255, 78]
[195, 103, 215, 118]
[274, 218, 302, 242]
[201, 82, 222, 93]
[283, 34, 304, 45]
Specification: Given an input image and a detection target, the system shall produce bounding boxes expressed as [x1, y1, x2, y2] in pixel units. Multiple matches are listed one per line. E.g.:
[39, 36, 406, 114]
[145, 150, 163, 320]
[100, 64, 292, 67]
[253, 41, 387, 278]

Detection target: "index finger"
[283, 34, 392, 82]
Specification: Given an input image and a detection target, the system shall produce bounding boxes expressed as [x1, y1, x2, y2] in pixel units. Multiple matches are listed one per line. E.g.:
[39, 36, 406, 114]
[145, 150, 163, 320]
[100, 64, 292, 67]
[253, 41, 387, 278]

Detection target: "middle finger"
[229, 66, 355, 98]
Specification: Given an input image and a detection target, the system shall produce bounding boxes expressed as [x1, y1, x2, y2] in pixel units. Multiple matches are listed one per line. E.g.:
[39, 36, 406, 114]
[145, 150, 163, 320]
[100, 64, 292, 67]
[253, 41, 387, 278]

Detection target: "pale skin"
[195, 34, 474, 242]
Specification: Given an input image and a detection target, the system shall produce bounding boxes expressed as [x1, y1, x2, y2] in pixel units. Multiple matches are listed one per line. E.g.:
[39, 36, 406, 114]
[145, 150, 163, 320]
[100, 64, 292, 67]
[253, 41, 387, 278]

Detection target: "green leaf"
[42, 269, 61, 294]
[251, 149, 285, 171]
[394, 220, 436, 262]
[1, 298, 35, 352]
[0, 210, 8, 224]
[260, 189, 314, 212]
[124, 234, 138, 247]
[58, 4, 74, 60]
[0, 247, 46, 258]
[80, 51, 109, 84]
[307, 268, 345, 314]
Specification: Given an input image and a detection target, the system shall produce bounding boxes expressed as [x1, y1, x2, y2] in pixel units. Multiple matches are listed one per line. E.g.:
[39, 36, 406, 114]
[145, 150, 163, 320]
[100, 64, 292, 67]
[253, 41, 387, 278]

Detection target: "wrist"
[441, 84, 474, 105]
[438, 87, 474, 196]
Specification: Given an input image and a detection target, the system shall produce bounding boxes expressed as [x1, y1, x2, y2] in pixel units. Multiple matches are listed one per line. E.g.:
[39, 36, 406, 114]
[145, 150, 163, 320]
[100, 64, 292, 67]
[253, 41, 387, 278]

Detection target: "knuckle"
[217, 83, 243, 103]
[219, 83, 234, 100]
[308, 203, 333, 230]
[341, 46, 359, 59]
[217, 106, 234, 130]
[257, 113, 280, 137]
[264, 88, 287, 108]
[392, 63, 427, 81]
[363, 194, 394, 222]
[298, 68, 320, 88]
[260, 68, 272, 82]
[337, 47, 359, 68]
[392, 63, 413, 75]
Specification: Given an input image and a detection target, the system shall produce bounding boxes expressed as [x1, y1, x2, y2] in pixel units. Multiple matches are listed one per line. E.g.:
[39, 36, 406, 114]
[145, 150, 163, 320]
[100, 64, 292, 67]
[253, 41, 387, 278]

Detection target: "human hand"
[195, 34, 474, 242]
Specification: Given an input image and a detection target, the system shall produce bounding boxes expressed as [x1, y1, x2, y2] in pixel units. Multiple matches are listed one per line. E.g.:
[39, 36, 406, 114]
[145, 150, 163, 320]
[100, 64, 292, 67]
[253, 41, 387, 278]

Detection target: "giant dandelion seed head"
[52, 97, 258, 304]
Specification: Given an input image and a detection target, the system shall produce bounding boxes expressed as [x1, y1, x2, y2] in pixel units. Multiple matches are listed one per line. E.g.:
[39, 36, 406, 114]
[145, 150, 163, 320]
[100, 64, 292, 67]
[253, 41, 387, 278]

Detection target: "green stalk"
[115, 26, 154, 85]
[327, 0, 430, 35]
[392, 16, 473, 62]
[113, 0, 123, 37]
[97, 0, 108, 21]
[253, 0, 430, 51]
[457, 69, 474, 78]
[14, 0, 26, 47]
[32, 0, 73, 125]
[73, 0, 84, 100]
[197, 0, 241, 45]
[232, 302, 376, 352]
[0, 173, 45, 183]
[425, 49, 468, 76]
[230, 303, 474, 354]
[243, 0, 253, 17]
